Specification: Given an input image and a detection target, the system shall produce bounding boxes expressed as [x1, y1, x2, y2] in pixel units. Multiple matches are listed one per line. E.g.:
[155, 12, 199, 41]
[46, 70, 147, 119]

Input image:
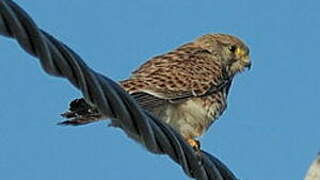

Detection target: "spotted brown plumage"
[60, 33, 251, 150]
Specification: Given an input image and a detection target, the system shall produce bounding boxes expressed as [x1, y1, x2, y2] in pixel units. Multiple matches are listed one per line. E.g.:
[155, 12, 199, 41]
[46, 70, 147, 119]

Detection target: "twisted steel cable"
[0, 0, 238, 179]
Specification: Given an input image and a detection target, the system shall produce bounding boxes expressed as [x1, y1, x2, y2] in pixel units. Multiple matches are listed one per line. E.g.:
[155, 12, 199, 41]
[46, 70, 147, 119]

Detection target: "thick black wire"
[0, 0, 238, 179]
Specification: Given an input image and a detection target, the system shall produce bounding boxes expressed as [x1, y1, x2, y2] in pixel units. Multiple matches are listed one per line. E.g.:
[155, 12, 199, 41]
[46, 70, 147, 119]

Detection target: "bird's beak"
[245, 61, 252, 70]
[241, 55, 251, 70]
[236, 48, 251, 71]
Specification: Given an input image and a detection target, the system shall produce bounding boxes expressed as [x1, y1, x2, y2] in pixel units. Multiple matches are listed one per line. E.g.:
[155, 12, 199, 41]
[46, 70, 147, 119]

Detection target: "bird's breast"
[163, 91, 227, 138]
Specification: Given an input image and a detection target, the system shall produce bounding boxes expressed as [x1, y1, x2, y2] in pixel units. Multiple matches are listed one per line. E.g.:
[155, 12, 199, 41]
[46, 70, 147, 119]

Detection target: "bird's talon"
[187, 138, 201, 151]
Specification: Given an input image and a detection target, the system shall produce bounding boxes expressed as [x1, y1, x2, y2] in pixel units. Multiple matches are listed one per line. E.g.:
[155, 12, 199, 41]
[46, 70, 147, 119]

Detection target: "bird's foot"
[186, 138, 201, 152]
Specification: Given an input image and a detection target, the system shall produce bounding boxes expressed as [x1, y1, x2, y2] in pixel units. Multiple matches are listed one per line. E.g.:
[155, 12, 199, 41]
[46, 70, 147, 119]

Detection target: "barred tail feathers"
[59, 98, 103, 126]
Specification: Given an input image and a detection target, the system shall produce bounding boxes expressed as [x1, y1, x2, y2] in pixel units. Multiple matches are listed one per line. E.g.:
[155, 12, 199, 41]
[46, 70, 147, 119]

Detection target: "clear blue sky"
[1, 0, 319, 179]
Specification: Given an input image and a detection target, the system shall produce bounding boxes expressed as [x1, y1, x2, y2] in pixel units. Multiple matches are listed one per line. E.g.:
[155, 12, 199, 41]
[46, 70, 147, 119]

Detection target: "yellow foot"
[186, 138, 201, 152]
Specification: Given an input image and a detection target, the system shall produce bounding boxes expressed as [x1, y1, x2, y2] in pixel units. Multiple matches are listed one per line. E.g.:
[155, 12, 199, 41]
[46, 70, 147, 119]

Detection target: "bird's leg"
[186, 138, 201, 152]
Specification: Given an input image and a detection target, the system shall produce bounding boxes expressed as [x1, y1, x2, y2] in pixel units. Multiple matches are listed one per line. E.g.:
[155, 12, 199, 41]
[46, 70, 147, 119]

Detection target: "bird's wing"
[120, 43, 232, 107]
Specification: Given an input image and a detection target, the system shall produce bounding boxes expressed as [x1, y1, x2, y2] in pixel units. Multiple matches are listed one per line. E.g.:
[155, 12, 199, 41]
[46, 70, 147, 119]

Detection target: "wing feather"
[120, 43, 232, 107]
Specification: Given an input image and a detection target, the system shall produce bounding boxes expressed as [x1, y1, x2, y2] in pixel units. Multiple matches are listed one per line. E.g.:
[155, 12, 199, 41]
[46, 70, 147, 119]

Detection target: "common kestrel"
[60, 33, 251, 150]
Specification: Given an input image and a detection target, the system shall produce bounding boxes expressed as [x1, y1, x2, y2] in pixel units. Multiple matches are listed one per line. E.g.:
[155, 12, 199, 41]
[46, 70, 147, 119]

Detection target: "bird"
[59, 33, 251, 151]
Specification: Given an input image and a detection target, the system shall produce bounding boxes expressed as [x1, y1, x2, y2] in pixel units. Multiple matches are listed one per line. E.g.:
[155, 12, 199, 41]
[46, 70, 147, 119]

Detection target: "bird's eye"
[228, 45, 237, 53]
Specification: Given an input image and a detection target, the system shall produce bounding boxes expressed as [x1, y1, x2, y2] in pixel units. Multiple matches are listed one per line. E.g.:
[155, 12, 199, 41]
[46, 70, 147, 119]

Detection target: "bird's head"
[196, 33, 251, 76]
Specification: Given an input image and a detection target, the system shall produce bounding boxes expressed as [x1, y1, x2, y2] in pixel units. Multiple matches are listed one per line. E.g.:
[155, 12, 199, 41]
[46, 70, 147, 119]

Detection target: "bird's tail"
[59, 98, 103, 126]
